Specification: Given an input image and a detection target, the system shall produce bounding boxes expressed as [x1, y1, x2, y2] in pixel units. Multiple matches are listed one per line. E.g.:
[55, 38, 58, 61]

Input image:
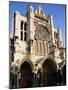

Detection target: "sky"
[9, 1, 66, 47]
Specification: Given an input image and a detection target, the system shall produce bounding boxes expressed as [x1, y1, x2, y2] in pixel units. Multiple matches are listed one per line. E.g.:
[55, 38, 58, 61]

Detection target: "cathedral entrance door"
[42, 59, 58, 86]
[20, 61, 33, 88]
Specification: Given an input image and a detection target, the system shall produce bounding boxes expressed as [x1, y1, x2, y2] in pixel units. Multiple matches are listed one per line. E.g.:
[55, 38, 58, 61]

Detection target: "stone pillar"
[35, 40, 38, 55]
[41, 70, 43, 86]
[33, 72, 37, 87]
[12, 15, 14, 38]
[33, 72, 35, 87]
[17, 72, 21, 88]
[44, 42, 46, 56]
[39, 41, 41, 55]
[35, 73, 37, 87]
[41, 42, 44, 56]
[33, 66, 38, 87]
[59, 28, 62, 42]
[43, 43, 45, 56]
[58, 28, 64, 48]
[17, 73, 19, 88]
[17, 71, 21, 88]
[13, 73, 17, 88]
[46, 42, 49, 54]
[14, 12, 20, 40]
[27, 5, 34, 41]
[37, 69, 42, 87]
[37, 41, 40, 55]
[50, 15, 55, 45]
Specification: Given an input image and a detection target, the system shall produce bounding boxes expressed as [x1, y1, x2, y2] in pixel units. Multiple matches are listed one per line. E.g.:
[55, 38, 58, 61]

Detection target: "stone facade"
[10, 5, 66, 88]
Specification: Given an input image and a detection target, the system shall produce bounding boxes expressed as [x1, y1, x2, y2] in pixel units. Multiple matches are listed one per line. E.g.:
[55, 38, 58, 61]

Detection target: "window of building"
[24, 32, 27, 41]
[24, 22, 27, 31]
[20, 21, 27, 41]
[21, 31, 23, 40]
[21, 21, 23, 30]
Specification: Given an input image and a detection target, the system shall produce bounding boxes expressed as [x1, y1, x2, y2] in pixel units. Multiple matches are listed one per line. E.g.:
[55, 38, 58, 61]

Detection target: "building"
[10, 5, 66, 88]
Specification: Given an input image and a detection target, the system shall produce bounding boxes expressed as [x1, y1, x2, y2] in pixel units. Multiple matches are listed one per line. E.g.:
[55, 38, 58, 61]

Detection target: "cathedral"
[10, 5, 66, 88]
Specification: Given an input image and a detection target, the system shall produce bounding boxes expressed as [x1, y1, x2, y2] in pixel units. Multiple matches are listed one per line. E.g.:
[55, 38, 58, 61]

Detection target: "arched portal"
[20, 61, 33, 88]
[42, 59, 58, 86]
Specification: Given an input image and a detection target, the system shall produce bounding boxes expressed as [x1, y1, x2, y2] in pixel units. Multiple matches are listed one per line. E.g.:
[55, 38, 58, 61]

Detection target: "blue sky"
[9, 1, 66, 47]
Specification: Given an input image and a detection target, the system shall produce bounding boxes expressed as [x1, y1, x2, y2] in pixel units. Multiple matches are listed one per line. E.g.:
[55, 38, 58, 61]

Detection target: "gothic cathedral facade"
[10, 5, 66, 88]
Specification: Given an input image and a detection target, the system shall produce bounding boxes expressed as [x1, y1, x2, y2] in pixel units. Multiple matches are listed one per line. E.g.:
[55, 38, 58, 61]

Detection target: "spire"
[38, 4, 43, 15]
[35, 4, 45, 16]
[38, 4, 42, 10]
[50, 15, 54, 29]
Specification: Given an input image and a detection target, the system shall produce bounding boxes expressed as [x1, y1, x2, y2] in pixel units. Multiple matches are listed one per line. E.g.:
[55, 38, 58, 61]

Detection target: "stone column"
[39, 41, 41, 55]
[17, 72, 21, 88]
[43, 43, 45, 56]
[33, 72, 35, 87]
[33, 66, 38, 87]
[41, 42, 44, 56]
[44, 42, 46, 56]
[50, 15, 55, 45]
[27, 5, 34, 41]
[58, 28, 63, 48]
[13, 73, 17, 88]
[17, 73, 19, 88]
[33, 72, 37, 87]
[35, 40, 38, 55]
[41, 70, 43, 87]
[35, 73, 37, 87]
[59, 28, 62, 42]
[38, 41, 40, 55]
[14, 12, 20, 40]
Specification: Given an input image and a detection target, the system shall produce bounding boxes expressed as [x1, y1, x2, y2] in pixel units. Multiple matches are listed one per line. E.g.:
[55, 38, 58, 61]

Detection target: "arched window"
[24, 32, 27, 41]
[24, 22, 27, 31]
[21, 31, 23, 40]
[21, 21, 23, 30]
[20, 21, 27, 41]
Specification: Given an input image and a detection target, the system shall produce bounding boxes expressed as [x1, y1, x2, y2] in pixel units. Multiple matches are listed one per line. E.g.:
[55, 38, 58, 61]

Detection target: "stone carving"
[35, 24, 50, 41]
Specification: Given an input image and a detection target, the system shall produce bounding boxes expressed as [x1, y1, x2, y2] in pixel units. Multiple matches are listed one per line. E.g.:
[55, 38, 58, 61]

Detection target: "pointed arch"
[19, 58, 34, 71]
[19, 59, 34, 88]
